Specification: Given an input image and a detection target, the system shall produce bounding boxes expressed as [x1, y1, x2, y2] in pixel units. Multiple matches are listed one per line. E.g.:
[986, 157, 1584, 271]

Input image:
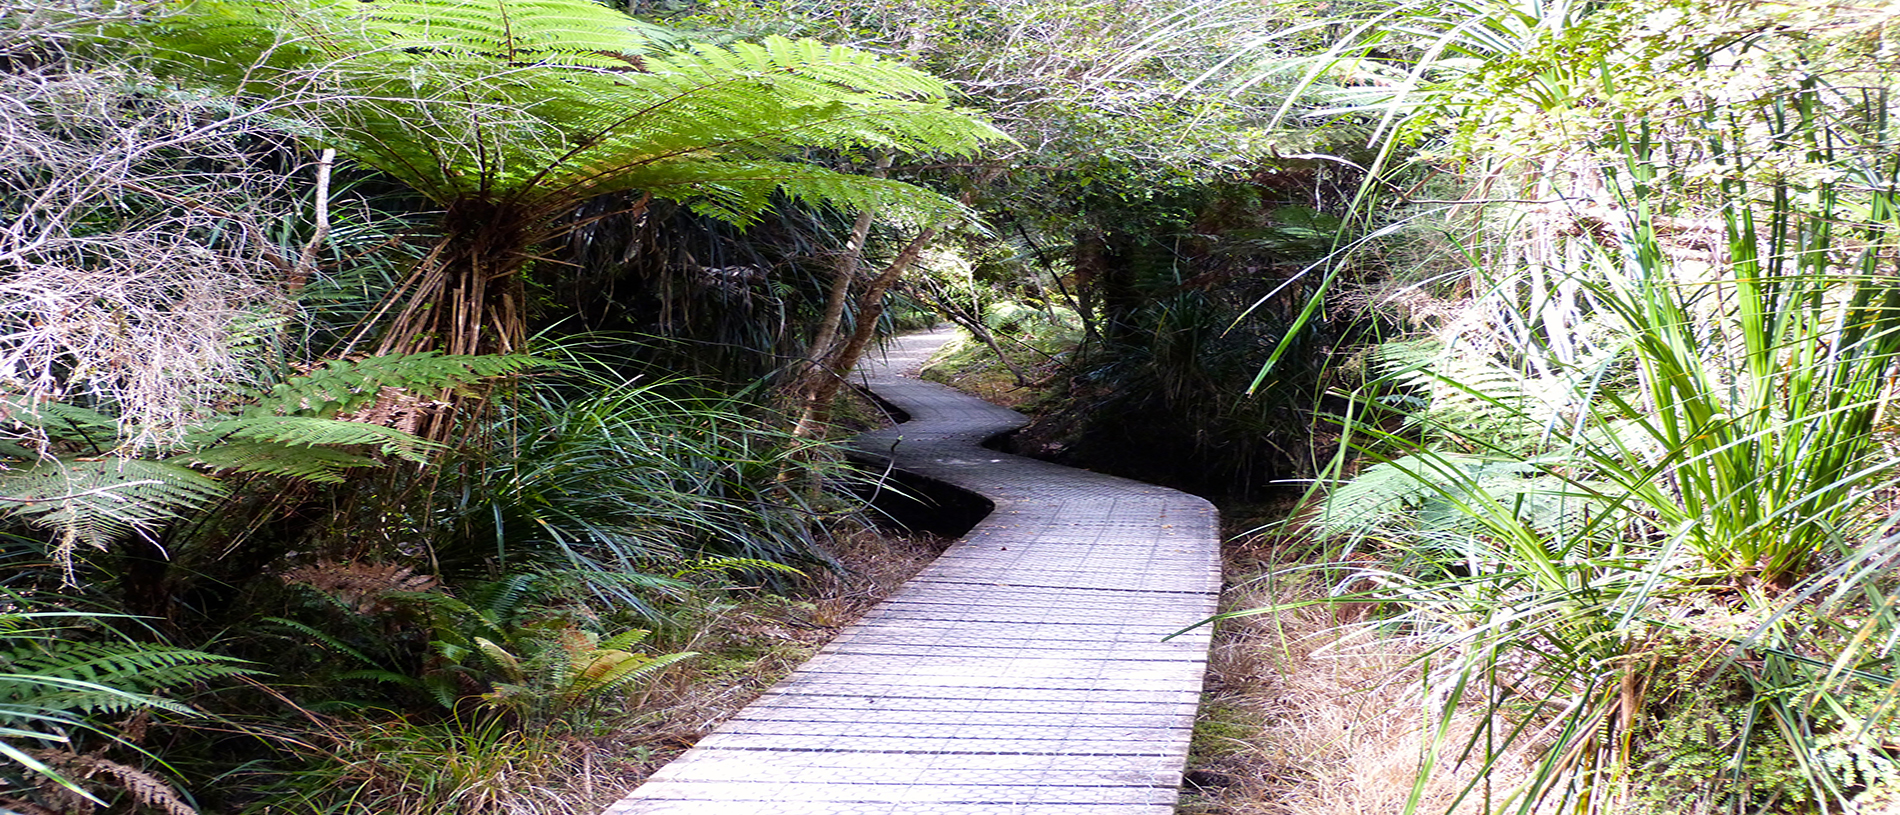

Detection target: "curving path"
[604, 328, 1222, 814]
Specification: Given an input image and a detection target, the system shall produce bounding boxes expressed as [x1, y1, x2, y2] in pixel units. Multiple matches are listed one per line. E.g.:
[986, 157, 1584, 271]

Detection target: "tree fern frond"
[354, 0, 681, 69]
[0, 397, 119, 447]
[171, 441, 384, 483]
[0, 641, 252, 719]
[1317, 453, 1603, 541]
[186, 416, 438, 462]
[243, 353, 539, 418]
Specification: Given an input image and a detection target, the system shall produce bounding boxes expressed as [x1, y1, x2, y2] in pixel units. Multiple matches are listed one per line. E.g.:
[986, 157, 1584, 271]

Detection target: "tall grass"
[1251, 2, 1900, 811]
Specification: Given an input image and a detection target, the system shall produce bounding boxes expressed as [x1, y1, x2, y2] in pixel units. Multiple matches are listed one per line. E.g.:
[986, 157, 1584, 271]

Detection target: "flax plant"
[1313, 186, 1900, 814]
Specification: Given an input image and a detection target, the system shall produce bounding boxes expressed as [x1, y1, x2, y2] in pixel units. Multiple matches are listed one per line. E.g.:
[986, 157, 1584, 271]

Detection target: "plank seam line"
[684, 747, 1178, 757]
[906, 579, 1219, 596]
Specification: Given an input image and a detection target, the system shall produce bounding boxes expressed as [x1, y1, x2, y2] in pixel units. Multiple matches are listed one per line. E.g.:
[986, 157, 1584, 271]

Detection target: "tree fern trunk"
[369, 201, 535, 357]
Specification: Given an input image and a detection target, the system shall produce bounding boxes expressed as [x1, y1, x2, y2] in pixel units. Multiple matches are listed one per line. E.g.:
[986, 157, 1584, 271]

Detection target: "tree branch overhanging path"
[604, 328, 1223, 815]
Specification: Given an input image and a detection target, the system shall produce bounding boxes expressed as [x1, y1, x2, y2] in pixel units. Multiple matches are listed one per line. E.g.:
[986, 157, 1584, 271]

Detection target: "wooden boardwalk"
[603, 328, 1222, 814]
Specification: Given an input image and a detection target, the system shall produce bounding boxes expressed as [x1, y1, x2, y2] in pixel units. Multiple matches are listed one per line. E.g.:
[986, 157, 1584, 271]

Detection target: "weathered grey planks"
[602, 328, 1221, 815]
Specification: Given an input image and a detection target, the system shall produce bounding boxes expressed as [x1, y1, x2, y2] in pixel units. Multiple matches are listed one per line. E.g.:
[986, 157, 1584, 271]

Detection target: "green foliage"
[0, 606, 252, 804]
[125, 0, 1005, 356]
[0, 351, 534, 570]
[1634, 646, 1816, 815]
[133, 0, 1000, 218]
[1261, 2, 1900, 812]
[0, 458, 225, 556]
[272, 568, 695, 724]
[425, 373, 839, 581]
[1312, 453, 1599, 545]
[241, 353, 540, 419]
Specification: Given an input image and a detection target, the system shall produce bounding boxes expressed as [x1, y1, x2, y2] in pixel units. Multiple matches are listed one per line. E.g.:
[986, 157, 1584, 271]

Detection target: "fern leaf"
[170, 441, 384, 483]
[0, 458, 226, 550]
[472, 637, 524, 684]
[243, 353, 539, 418]
[564, 649, 693, 698]
[594, 628, 650, 652]
[185, 416, 439, 462]
[0, 397, 118, 446]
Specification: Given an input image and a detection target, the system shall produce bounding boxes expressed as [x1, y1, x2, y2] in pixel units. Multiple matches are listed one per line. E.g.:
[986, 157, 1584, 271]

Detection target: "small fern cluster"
[277, 569, 695, 725]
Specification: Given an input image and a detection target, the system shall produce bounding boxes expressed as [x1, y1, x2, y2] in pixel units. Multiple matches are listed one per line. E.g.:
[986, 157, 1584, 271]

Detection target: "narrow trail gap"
[605, 327, 1222, 814]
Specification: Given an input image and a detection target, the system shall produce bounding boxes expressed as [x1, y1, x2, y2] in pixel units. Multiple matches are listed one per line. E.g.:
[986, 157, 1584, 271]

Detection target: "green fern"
[0, 398, 119, 449]
[478, 625, 694, 720]
[172, 442, 384, 484]
[242, 353, 540, 418]
[1317, 453, 1602, 542]
[0, 458, 226, 552]
[186, 416, 437, 462]
[0, 641, 253, 718]
[0, 608, 253, 799]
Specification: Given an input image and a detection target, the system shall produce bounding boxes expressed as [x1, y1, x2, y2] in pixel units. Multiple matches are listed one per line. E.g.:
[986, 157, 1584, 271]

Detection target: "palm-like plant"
[131, 0, 1005, 356]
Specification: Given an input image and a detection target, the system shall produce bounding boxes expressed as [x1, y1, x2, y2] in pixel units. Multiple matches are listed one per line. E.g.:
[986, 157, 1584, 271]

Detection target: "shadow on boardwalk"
[605, 328, 1222, 815]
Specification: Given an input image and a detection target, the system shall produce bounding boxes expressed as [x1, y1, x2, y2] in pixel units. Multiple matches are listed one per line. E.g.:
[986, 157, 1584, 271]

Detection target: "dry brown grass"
[1184, 534, 1545, 815]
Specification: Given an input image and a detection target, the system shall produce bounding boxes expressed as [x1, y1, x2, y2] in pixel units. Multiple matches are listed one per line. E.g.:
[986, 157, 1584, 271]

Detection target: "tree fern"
[1317, 452, 1602, 543]
[126, 0, 1007, 355]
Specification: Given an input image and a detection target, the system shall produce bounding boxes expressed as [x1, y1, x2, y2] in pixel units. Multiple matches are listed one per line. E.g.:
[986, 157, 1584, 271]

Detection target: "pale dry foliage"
[0, 12, 297, 451]
[1191, 550, 1546, 815]
[17, 749, 197, 815]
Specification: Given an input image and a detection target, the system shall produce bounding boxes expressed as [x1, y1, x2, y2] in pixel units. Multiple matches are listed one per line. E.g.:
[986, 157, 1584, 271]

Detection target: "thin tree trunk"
[792, 226, 937, 439]
[912, 279, 1031, 386]
[802, 155, 893, 375]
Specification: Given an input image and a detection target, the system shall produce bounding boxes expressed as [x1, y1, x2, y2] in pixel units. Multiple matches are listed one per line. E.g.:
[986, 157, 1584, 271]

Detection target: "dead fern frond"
[281, 560, 440, 614]
[31, 749, 197, 815]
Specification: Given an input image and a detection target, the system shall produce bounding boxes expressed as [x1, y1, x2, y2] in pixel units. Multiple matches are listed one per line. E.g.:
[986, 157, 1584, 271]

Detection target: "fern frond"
[243, 353, 539, 418]
[354, 0, 680, 69]
[1317, 453, 1603, 541]
[471, 637, 523, 683]
[185, 416, 439, 462]
[0, 641, 252, 719]
[0, 458, 226, 551]
[133, 0, 1006, 220]
[594, 628, 650, 652]
[563, 648, 693, 699]
[170, 442, 384, 483]
[0, 398, 118, 447]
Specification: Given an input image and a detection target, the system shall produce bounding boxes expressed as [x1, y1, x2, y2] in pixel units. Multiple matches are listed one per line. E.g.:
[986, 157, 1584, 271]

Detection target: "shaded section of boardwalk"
[604, 328, 1221, 814]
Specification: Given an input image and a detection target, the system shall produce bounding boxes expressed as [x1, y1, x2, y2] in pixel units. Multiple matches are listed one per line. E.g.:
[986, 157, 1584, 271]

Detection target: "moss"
[1628, 634, 1900, 815]
[1191, 700, 1261, 759]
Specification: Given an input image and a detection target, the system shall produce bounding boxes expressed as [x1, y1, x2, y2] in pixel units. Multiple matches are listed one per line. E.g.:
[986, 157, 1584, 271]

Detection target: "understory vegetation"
[3, 0, 1897, 812]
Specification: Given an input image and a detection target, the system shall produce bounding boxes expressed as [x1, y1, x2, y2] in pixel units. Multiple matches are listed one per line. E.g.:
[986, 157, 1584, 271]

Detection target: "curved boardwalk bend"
[604, 328, 1223, 814]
